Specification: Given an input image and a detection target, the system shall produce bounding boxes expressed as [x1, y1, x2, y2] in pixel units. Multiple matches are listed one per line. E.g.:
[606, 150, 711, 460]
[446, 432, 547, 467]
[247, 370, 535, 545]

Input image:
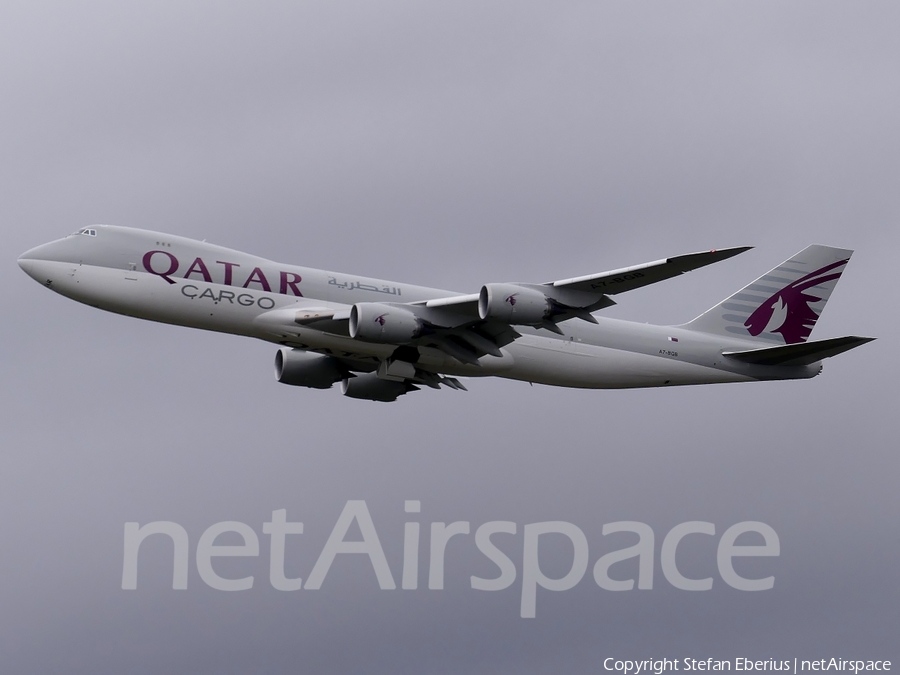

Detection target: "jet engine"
[274, 348, 344, 389]
[349, 302, 423, 343]
[478, 283, 552, 325]
[341, 373, 417, 402]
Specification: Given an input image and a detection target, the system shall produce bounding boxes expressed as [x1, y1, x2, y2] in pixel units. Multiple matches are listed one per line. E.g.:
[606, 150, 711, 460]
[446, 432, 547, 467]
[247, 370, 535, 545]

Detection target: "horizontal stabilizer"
[723, 336, 875, 366]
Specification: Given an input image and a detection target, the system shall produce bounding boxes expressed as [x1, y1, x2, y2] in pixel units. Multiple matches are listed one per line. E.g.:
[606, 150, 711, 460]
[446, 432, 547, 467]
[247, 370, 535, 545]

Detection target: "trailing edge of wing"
[723, 336, 875, 366]
[549, 246, 753, 295]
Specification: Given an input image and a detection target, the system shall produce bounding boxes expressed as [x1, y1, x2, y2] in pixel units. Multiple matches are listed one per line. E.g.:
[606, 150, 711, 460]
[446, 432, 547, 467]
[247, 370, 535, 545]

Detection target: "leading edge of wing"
[548, 246, 753, 295]
[411, 246, 752, 315]
[417, 292, 480, 318]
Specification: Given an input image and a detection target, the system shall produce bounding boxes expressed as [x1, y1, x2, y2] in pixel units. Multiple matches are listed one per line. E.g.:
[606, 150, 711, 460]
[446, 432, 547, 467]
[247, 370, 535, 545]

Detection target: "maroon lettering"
[242, 267, 271, 292]
[280, 271, 303, 296]
[142, 250, 179, 284]
[184, 257, 213, 282]
[216, 260, 240, 286]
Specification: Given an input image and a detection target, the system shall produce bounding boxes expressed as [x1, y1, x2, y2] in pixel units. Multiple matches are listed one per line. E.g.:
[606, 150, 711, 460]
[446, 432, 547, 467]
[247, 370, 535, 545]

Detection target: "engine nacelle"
[341, 373, 412, 402]
[478, 283, 552, 324]
[274, 348, 344, 389]
[349, 303, 423, 343]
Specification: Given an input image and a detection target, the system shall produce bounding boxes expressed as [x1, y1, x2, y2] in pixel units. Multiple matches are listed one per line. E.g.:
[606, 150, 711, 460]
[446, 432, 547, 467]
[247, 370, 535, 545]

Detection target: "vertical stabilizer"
[682, 245, 853, 344]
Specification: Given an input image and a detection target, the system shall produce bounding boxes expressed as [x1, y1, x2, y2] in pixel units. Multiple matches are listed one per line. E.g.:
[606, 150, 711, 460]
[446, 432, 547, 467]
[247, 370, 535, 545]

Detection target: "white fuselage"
[18, 226, 819, 389]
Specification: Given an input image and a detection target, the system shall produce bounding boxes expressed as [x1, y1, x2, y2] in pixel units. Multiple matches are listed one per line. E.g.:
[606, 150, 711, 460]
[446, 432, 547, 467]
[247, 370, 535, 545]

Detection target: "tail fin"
[682, 244, 853, 344]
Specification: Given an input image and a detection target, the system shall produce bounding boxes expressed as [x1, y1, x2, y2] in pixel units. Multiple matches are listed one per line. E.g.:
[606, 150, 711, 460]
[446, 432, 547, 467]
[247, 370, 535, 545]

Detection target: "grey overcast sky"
[2, 2, 898, 673]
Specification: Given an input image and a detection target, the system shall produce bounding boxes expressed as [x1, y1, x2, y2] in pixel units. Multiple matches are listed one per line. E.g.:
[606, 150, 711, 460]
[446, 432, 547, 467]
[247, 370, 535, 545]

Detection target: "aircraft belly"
[49, 265, 743, 388]
[46, 265, 525, 380]
[38, 263, 276, 335]
[504, 336, 752, 388]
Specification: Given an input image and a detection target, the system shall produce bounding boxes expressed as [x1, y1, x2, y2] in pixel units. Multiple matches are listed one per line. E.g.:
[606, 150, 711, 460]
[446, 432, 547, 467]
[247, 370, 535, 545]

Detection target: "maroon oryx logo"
[744, 259, 848, 344]
[505, 293, 518, 306]
[374, 313, 388, 326]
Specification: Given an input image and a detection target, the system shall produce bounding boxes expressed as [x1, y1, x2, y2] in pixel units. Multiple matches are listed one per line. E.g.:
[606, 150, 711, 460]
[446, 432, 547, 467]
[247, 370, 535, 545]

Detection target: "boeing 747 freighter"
[18, 226, 873, 401]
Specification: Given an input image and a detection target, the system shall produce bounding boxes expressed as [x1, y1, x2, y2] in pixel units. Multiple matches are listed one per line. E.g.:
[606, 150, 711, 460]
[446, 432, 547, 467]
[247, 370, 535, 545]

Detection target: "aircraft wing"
[259, 246, 751, 367]
[547, 246, 752, 295]
[412, 246, 750, 316]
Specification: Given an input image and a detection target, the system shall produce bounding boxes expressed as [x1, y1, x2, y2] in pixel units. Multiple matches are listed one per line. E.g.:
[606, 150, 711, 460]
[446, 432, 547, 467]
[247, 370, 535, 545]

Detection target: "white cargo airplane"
[19, 226, 873, 401]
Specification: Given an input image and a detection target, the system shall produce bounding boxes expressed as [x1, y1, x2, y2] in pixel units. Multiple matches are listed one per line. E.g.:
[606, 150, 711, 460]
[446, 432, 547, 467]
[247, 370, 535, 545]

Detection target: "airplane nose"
[17, 254, 44, 283]
[19, 242, 55, 260]
[18, 242, 62, 282]
[19, 244, 41, 278]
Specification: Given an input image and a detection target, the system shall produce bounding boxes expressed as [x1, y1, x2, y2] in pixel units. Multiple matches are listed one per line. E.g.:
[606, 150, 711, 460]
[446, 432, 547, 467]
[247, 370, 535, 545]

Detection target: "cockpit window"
[72, 228, 97, 237]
